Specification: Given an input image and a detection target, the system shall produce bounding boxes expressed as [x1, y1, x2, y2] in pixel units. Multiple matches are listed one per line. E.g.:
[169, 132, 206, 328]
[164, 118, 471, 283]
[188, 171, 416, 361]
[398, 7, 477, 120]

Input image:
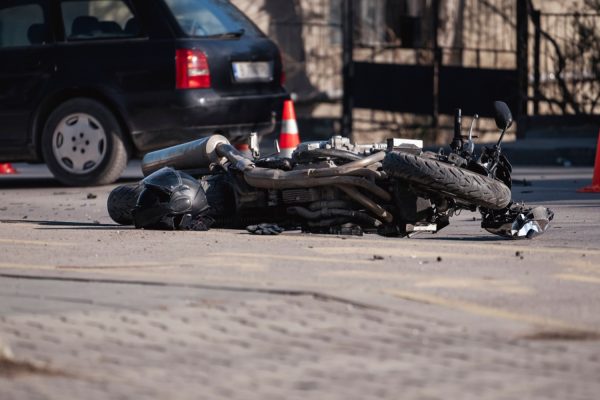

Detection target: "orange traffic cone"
[278, 100, 300, 158]
[0, 163, 16, 175]
[577, 130, 600, 193]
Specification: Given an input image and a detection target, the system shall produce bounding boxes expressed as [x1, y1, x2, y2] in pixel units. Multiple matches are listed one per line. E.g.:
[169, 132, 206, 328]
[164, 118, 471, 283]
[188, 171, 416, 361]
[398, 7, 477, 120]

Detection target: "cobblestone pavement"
[1, 166, 600, 399]
[1, 277, 600, 400]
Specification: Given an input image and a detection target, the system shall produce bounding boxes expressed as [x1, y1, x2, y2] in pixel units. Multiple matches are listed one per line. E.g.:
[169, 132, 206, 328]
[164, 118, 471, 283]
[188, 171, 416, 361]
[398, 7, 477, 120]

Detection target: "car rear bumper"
[132, 119, 279, 154]
[127, 89, 289, 153]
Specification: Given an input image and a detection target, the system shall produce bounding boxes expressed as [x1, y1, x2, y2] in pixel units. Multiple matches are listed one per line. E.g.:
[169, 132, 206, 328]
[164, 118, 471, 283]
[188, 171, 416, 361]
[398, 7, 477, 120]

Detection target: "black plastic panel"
[353, 62, 518, 118]
[439, 66, 519, 117]
[354, 62, 434, 114]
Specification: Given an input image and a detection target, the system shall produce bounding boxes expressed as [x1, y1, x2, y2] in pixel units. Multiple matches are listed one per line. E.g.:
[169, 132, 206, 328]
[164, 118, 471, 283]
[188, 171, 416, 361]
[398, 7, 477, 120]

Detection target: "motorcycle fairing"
[482, 204, 554, 239]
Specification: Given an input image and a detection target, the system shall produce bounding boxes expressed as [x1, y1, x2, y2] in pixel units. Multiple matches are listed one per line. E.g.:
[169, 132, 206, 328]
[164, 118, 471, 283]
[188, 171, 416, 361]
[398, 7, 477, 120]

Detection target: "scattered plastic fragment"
[482, 204, 554, 240]
[247, 223, 284, 235]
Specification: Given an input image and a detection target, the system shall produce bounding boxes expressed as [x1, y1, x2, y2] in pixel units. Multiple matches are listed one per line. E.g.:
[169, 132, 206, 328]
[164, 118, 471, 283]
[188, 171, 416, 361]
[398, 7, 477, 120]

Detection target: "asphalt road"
[1, 162, 599, 399]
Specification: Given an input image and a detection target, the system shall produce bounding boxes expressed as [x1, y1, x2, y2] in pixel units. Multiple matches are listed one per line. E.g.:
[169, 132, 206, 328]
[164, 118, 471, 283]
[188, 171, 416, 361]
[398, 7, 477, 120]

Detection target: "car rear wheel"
[42, 98, 128, 186]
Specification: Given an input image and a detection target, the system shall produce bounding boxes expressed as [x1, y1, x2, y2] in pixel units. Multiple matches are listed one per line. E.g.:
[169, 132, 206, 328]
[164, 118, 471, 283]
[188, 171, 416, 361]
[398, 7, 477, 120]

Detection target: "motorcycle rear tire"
[383, 152, 511, 210]
[107, 183, 143, 225]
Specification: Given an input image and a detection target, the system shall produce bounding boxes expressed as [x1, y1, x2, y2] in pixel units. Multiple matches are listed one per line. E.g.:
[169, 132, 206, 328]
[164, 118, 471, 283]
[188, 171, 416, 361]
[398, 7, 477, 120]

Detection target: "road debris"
[247, 224, 284, 235]
[513, 179, 533, 187]
[482, 204, 554, 239]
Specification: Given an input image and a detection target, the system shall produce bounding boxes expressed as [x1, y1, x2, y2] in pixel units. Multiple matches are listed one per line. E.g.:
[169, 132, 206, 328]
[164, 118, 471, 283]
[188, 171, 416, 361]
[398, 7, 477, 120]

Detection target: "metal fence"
[346, 0, 523, 139]
[261, 0, 600, 138]
[352, 0, 517, 67]
[530, 11, 600, 116]
[266, 0, 343, 104]
[456, 0, 517, 68]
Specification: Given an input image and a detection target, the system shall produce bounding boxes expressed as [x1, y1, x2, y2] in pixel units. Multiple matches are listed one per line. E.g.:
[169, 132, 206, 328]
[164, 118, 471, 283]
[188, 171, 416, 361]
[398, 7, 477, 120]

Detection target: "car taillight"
[176, 49, 211, 89]
[279, 51, 286, 86]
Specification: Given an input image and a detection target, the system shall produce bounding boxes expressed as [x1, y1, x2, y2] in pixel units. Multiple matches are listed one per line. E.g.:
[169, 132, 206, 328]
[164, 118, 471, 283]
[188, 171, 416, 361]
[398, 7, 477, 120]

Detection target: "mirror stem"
[496, 128, 507, 148]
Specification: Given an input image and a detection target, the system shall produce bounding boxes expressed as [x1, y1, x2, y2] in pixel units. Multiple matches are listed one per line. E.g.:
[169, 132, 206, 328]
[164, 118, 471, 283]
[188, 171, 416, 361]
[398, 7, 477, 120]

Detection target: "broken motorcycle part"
[481, 204, 554, 239]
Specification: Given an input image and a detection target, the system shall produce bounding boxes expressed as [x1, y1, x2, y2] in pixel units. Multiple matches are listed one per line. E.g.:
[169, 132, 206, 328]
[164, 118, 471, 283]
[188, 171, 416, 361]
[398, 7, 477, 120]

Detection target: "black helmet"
[133, 167, 210, 230]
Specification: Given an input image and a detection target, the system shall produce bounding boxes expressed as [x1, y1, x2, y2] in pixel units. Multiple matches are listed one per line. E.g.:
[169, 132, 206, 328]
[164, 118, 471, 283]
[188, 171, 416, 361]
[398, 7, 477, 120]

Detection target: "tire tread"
[383, 152, 511, 209]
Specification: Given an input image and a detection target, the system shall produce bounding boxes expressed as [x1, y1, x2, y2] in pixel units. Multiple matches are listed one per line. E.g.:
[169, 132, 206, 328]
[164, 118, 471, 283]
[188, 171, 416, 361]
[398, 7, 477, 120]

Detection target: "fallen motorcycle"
[107, 101, 553, 239]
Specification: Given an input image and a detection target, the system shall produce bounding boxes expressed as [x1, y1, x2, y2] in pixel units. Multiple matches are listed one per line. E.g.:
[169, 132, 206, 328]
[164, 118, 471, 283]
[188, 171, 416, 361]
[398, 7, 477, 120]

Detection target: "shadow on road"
[0, 177, 140, 189]
[0, 178, 61, 189]
[0, 219, 124, 229]
[512, 179, 600, 203]
[419, 235, 508, 242]
[0, 162, 142, 189]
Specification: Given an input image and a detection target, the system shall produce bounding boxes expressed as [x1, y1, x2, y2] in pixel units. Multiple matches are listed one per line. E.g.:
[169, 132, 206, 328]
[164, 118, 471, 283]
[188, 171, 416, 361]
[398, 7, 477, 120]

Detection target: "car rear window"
[163, 0, 262, 38]
[0, 2, 48, 48]
[60, 0, 141, 40]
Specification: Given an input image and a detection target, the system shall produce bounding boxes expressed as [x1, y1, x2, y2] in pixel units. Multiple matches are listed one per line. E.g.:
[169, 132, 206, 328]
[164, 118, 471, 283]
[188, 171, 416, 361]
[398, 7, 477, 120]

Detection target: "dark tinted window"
[163, 0, 262, 37]
[0, 2, 48, 48]
[61, 0, 141, 40]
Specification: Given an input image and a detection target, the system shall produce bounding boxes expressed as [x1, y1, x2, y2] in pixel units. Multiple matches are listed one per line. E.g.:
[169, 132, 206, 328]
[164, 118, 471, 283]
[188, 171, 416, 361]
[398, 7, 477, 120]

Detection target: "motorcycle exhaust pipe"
[141, 135, 230, 176]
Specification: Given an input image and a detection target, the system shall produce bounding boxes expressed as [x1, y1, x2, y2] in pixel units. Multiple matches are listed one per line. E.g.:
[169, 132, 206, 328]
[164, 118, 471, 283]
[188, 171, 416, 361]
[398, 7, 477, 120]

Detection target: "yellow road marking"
[0, 222, 36, 228]
[555, 274, 600, 285]
[558, 259, 600, 274]
[0, 262, 56, 270]
[268, 233, 600, 257]
[322, 239, 600, 258]
[313, 246, 500, 260]
[56, 263, 167, 270]
[0, 261, 166, 270]
[0, 261, 334, 290]
[414, 278, 534, 294]
[323, 270, 533, 294]
[177, 256, 268, 272]
[323, 270, 416, 280]
[387, 289, 584, 330]
[209, 252, 376, 265]
[268, 233, 600, 259]
[0, 238, 71, 247]
[507, 246, 600, 257]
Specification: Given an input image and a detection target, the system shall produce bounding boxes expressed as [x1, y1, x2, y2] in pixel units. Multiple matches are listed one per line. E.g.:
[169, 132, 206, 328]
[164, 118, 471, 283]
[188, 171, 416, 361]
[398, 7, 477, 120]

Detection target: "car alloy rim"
[52, 113, 107, 175]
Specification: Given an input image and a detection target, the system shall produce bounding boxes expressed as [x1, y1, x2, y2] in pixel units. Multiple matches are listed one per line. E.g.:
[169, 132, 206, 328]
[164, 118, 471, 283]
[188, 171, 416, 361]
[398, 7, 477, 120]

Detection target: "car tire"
[41, 98, 128, 186]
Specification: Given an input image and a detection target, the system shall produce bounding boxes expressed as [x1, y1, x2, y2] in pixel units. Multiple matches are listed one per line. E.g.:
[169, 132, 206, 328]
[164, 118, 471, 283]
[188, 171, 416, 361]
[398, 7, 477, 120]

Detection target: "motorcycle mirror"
[493, 101, 513, 131]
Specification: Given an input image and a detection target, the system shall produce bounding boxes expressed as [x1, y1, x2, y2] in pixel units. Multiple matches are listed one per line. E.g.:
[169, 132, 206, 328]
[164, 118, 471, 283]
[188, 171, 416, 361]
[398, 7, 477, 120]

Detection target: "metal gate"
[529, 8, 600, 119]
[342, 0, 527, 136]
[257, 0, 600, 139]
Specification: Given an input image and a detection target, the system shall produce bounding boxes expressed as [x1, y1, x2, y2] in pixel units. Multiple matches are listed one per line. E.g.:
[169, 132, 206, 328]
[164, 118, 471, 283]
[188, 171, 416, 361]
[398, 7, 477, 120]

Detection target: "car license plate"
[232, 61, 273, 82]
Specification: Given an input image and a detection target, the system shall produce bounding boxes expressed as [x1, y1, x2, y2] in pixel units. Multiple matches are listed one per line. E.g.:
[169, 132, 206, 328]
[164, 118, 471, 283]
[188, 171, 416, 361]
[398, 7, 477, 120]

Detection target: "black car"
[0, 0, 287, 185]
